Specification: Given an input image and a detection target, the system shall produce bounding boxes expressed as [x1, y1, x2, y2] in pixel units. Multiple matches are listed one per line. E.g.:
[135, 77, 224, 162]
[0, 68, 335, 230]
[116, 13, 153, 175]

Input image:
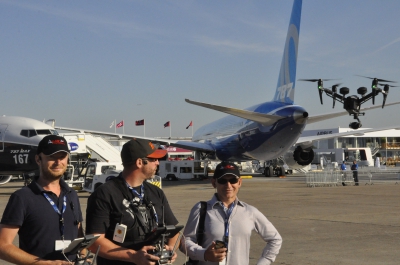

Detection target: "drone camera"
[349, 122, 362, 130]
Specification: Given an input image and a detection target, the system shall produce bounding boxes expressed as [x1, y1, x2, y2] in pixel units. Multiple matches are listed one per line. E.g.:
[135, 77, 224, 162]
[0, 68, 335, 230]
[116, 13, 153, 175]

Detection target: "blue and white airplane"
[53, 0, 400, 175]
[166, 0, 400, 168]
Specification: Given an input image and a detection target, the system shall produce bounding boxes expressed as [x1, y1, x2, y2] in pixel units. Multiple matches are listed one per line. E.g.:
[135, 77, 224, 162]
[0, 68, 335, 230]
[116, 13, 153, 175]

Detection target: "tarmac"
[0, 174, 399, 265]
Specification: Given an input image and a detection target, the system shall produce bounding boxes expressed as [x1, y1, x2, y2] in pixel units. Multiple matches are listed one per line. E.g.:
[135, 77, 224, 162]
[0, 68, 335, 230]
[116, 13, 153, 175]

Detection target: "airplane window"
[29, 130, 37, 137]
[51, 130, 59, 135]
[20, 130, 29, 137]
[36, 129, 52, 135]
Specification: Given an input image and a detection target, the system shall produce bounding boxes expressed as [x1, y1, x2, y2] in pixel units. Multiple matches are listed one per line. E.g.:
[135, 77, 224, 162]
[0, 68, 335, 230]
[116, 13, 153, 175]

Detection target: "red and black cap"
[213, 161, 240, 179]
[37, 135, 70, 155]
[121, 138, 167, 164]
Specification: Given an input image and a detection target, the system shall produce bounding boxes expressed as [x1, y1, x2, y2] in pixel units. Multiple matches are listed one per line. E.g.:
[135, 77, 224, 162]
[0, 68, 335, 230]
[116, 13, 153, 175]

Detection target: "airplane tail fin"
[273, 0, 302, 104]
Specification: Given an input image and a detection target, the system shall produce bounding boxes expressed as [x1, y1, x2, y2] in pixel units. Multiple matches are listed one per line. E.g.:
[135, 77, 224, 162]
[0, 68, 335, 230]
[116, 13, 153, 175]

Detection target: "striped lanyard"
[125, 182, 159, 224]
[43, 193, 67, 240]
[218, 201, 235, 246]
[127, 183, 144, 204]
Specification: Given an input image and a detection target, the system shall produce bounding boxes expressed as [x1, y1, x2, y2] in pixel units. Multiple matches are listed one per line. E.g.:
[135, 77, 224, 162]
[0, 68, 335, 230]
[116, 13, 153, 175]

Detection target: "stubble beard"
[41, 165, 66, 182]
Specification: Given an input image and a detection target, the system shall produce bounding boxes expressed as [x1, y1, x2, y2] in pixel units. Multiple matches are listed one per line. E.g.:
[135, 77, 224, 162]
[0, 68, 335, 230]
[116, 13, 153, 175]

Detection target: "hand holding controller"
[148, 246, 173, 264]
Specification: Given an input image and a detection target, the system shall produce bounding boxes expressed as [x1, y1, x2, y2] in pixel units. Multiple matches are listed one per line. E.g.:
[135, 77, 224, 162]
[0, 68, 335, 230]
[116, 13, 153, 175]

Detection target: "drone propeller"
[298, 78, 338, 82]
[356, 75, 397, 104]
[356, 75, 396, 83]
[298, 79, 340, 105]
[378, 83, 398, 88]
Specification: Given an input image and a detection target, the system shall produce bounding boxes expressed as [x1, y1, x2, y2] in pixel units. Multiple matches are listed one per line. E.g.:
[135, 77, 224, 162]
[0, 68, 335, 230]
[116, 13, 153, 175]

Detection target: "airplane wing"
[55, 126, 216, 152]
[169, 140, 214, 152]
[185, 99, 284, 126]
[296, 125, 400, 146]
[307, 101, 400, 124]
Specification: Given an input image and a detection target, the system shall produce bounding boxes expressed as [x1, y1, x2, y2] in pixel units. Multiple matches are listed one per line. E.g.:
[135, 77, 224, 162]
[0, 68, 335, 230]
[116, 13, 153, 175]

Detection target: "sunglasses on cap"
[217, 177, 239, 185]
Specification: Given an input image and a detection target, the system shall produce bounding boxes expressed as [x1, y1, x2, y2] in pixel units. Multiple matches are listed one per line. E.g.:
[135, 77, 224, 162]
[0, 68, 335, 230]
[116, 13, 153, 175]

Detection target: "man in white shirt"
[180, 161, 282, 265]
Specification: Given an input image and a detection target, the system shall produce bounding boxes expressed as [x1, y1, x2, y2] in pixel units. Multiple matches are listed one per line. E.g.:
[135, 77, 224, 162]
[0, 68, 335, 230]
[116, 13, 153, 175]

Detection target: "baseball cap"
[37, 135, 70, 155]
[213, 161, 240, 179]
[121, 138, 167, 164]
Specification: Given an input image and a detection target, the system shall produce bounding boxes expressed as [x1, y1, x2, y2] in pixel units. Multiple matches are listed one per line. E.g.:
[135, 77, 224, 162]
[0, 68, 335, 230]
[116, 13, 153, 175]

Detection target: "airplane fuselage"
[192, 102, 308, 161]
[0, 116, 58, 175]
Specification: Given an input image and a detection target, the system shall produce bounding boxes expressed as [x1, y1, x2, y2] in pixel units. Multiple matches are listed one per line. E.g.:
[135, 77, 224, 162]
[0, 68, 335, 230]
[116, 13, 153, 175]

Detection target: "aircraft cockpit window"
[20, 130, 29, 137]
[51, 130, 58, 135]
[29, 130, 37, 137]
[36, 129, 52, 135]
[20, 130, 38, 138]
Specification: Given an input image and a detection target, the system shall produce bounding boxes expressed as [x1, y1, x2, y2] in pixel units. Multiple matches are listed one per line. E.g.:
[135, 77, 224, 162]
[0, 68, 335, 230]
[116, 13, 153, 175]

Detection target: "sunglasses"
[217, 178, 239, 185]
[141, 158, 158, 163]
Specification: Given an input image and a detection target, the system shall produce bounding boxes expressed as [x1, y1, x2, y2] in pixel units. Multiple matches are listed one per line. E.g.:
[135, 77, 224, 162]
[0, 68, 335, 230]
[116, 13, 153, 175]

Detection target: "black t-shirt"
[86, 175, 178, 265]
[0, 179, 83, 261]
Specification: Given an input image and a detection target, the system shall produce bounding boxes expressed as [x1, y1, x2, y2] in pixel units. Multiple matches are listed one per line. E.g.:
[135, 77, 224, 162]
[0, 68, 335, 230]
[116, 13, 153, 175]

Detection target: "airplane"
[53, 0, 400, 176]
[0, 115, 59, 184]
[3, 1, 399, 183]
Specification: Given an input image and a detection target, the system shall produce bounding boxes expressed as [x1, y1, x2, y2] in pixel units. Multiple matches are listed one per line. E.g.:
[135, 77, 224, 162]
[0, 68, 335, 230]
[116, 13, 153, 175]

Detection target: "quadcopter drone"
[299, 76, 397, 130]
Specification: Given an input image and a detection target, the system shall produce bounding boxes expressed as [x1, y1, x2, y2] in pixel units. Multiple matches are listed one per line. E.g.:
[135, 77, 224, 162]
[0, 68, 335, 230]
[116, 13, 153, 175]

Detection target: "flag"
[116, 120, 124, 128]
[109, 121, 115, 128]
[186, 121, 193, 129]
[164, 121, 170, 128]
[135, 119, 144, 126]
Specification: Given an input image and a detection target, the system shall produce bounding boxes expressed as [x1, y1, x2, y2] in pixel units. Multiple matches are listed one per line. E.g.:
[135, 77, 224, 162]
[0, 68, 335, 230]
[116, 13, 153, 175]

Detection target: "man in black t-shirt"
[0, 135, 84, 264]
[86, 138, 179, 265]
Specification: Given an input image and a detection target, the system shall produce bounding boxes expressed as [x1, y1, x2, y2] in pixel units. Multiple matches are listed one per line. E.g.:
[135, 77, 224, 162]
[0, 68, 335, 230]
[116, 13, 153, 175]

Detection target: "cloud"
[373, 37, 400, 54]
[194, 35, 281, 54]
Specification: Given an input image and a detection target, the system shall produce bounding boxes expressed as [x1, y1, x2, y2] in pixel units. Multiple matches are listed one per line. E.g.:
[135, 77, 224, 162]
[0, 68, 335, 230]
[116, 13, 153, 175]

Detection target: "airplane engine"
[0, 175, 13, 185]
[284, 146, 314, 169]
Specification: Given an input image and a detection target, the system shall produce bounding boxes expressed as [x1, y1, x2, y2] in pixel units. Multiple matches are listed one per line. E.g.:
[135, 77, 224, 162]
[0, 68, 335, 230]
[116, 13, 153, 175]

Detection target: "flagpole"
[144, 119, 146, 137]
[114, 119, 116, 134]
[192, 123, 193, 138]
[170, 122, 172, 138]
[123, 120, 125, 134]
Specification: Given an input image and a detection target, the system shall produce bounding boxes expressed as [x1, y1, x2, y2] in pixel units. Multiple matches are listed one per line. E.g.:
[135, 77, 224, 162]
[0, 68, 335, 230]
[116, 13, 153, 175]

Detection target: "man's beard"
[41, 165, 66, 181]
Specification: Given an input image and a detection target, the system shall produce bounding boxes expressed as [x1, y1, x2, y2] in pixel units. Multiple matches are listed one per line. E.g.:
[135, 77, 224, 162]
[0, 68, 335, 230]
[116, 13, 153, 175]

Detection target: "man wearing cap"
[180, 161, 282, 265]
[0, 135, 84, 264]
[86, 138, 179, 265]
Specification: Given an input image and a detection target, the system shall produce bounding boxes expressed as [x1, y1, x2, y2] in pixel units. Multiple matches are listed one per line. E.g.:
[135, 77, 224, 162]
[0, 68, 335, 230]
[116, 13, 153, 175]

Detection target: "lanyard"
[125, 181, 159, 224]
[218, 201, 235, 246]
[128, 184, 144, 203]
[43, 193, 67, 240]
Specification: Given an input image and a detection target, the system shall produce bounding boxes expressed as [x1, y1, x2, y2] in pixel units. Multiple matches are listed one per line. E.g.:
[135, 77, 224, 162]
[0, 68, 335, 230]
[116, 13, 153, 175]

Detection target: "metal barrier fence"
[306, 171, 345, 187]
[306, 169, 400, 187]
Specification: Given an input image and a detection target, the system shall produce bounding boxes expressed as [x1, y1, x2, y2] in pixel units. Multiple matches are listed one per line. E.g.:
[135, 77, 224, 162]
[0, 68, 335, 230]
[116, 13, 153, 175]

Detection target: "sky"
[1, 0, 400, 138]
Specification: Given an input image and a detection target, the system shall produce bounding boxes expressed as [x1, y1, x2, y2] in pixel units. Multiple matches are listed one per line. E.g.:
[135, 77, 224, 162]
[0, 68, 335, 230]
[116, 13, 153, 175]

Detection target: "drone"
[299, 76, 397, 130]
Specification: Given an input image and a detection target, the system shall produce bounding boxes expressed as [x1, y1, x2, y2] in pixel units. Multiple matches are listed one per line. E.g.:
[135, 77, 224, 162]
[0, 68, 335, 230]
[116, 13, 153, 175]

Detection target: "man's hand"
[131, 245, 160, 265]
[164, 244, 178, 263]
[204, 241, 227, 262]
[45, 260, 73, 265]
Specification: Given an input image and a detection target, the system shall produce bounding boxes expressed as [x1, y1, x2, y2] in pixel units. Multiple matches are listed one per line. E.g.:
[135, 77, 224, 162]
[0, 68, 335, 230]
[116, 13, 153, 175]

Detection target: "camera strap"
[187, 201, 207, 265]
